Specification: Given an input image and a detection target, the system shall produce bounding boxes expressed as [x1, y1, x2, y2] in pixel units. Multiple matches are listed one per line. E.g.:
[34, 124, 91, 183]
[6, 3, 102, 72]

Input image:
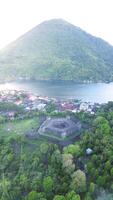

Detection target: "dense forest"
[0, 101, 113, 199]
[0, 19, 113, 82]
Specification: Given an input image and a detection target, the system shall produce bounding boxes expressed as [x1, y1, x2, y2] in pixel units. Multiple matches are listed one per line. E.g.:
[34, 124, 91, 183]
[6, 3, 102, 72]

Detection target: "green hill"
[0, 19, 113, 82]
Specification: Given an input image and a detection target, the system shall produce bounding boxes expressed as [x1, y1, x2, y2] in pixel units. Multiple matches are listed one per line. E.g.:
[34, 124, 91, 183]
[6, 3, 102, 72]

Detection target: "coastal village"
[0, 90, 101, 120]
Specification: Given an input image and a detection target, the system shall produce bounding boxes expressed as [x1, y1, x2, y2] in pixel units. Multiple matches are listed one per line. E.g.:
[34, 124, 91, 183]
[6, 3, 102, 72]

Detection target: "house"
[79, 102, 89, 111]
[35, 103, 46, 111]
[86, 148, 93, 155]
[28, 94, 37, 101]
[38, 96, 50, 102]
[61, 102, 75, 111]
[72, 108, 78, 113]
[90, 111, 95, 115]
[25, 107, 31, 111]
[15, 100, 23, 105]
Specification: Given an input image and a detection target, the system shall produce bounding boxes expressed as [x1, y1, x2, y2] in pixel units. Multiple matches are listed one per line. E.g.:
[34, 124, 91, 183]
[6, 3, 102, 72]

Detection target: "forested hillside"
[0, 99, 113, 199]
[0, 19, 113, 82]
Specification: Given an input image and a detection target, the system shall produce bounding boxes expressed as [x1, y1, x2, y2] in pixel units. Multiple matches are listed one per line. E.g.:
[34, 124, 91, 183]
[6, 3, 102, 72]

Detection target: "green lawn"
[0, 117, 39, 137]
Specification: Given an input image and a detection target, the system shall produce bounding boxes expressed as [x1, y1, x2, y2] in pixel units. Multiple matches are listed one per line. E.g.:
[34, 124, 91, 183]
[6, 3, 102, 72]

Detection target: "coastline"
[0, 81, 113, 104]
[0, 89, 101, 115]
[0, 78, 111, 85]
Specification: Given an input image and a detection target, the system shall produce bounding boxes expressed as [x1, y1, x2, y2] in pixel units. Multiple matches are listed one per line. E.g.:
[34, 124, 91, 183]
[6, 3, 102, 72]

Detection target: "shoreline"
[0, 89, 101, 116]
[0, 78, 111, 85]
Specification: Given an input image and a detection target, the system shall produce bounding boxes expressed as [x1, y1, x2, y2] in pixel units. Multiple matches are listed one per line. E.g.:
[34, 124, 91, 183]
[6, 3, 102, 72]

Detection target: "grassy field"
[0, 116, 49, 155]
[0, 117, 39, 137]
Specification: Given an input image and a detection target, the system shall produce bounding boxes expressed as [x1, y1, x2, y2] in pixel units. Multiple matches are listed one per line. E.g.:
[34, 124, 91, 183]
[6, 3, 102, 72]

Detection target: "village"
[0, 90, 101, 120]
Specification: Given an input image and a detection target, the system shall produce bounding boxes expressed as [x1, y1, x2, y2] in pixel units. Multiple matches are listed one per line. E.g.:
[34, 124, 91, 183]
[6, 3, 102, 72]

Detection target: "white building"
[33, 103, 46, 111]
[80, 102, 89, 111]
[86, 148, 93, 155]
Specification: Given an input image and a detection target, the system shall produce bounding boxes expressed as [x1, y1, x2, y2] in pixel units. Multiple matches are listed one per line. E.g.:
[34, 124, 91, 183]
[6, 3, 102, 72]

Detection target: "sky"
[0, 0, 113, 49]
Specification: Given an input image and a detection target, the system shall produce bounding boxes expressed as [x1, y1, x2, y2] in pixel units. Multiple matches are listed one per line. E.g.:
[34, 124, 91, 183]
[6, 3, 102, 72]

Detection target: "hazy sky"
[0, 0, 113, 49]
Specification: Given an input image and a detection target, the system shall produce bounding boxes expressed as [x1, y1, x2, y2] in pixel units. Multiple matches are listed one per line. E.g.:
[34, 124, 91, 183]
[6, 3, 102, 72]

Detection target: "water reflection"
[0, 80, 113, 103]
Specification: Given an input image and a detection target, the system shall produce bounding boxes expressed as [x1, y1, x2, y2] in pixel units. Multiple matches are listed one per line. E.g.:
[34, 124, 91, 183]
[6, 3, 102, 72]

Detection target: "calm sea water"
[0, 80, 113, 103]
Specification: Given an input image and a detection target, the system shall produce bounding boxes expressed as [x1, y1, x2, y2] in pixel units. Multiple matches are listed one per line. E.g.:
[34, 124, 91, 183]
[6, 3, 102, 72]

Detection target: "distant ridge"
[0, 19, 113, 82]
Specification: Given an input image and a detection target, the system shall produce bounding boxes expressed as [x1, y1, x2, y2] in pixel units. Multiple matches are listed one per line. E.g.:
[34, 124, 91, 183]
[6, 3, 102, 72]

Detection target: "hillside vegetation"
[0, 19, 113, 82]
[0, 100, 113, 199]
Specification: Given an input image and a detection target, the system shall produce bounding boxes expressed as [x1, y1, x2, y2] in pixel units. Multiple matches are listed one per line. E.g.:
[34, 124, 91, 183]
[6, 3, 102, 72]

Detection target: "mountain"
[0, 19, 113, 82]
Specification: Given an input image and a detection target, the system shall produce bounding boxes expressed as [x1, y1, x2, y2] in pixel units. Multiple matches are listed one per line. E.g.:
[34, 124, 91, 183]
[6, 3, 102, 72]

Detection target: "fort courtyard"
[38, 117, 82, 140]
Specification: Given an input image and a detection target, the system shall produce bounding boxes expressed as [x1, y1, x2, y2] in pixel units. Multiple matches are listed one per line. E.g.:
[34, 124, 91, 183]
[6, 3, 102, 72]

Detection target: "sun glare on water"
[0, 83, 18, 91]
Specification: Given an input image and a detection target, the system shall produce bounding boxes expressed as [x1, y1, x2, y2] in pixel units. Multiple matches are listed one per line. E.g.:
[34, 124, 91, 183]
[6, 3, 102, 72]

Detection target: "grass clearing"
[0, 117, 39, 137]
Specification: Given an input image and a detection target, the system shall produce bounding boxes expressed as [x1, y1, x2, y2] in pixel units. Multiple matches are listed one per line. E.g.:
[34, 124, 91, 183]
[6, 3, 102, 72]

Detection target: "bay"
[0, 80, 113, 103]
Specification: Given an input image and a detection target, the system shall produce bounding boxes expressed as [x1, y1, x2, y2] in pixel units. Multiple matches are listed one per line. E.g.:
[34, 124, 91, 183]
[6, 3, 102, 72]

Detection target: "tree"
[96, 176, 106, 187]
[53, 195, 66, 200]
[31, 176, 41, 191]
[89, 182, 95, 194]
[62, 154, 75, 175]
[110, 167, 113, 176]
[84, 193, 93, 200]
[0, 174, 11, 199]
[105, 160, 111, 171]
[46, 102, 56, 113]
[19, 174, 29, 191]
[63, 144, 81, 157]
[0, 116, 5, 124]
[70, 170, 86, 193]
[43, 176, 53, 193]
[32, 156, 40, 169]
[66, 191, 81, 200]
[27, 191, 39, 200]
[93, 116, 111, 135]
[93, 116, 108, 126]
[40, 143, 49, 154]
[51, 149, 62, 167]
